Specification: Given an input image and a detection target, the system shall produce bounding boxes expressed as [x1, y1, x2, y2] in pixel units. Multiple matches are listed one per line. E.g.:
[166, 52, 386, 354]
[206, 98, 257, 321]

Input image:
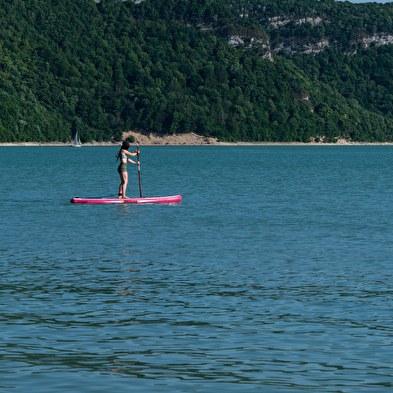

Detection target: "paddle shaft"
[136, 143, 142, 198]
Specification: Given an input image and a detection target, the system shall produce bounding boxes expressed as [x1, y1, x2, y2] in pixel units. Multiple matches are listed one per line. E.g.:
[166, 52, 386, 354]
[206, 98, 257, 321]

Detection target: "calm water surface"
[1, 146, 393, 392]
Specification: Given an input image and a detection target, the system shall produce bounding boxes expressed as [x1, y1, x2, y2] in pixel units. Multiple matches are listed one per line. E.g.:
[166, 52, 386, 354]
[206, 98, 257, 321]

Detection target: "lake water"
[1, 145, 393, 392]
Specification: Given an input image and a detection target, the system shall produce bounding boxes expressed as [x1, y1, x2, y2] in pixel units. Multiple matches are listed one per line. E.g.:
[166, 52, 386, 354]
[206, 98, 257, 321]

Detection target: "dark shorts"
[118, 162, 127, 173]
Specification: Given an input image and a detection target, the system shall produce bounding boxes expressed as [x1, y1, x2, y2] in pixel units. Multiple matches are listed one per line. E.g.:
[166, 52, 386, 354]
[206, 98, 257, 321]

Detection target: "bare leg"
[121, 171, 129, 198]
[118, 171, 128, 198]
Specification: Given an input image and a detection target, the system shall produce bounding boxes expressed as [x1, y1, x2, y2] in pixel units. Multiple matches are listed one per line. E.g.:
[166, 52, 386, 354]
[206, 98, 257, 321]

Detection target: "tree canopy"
[1, 0, 393, 143]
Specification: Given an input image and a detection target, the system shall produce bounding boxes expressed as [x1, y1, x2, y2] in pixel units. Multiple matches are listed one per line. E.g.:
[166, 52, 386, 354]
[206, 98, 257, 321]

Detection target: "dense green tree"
[1, 0, 393, 143]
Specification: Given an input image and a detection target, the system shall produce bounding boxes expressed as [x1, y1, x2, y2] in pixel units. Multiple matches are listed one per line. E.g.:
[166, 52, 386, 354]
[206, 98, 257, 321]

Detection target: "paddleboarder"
[116, 140, 139, 199]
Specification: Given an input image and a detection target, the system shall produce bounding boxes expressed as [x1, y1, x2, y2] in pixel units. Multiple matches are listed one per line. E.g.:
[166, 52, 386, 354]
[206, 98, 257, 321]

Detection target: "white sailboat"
[71, 132, 82, 147]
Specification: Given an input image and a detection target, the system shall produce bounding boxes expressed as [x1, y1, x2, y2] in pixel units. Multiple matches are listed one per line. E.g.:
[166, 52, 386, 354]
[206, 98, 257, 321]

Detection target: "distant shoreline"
[1, 131, 393, 146]
[2, 142, 393, 147]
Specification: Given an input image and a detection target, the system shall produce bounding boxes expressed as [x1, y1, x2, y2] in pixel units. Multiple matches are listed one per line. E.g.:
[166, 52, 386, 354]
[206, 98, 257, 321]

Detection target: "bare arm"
[126, 150, 139, 165]
[127, 158, 139, 165]
[125, 150, 138, 157]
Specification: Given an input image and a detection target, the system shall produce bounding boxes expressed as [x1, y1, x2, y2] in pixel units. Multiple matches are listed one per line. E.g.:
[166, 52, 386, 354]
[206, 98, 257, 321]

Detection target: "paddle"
[136, 142, 142, 198]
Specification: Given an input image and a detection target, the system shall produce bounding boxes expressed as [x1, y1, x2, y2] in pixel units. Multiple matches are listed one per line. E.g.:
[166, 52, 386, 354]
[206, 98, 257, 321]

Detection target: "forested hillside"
[228, 0, 393, 120]
[1, 0, 393, 143]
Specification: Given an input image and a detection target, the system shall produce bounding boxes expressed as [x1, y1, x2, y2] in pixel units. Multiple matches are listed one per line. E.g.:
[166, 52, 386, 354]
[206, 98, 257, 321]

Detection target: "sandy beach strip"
[1, 131, 393, 146]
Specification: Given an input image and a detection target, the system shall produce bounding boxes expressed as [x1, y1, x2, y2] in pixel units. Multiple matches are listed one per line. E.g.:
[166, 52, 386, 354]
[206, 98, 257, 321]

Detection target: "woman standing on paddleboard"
[116, 140, 139, 199]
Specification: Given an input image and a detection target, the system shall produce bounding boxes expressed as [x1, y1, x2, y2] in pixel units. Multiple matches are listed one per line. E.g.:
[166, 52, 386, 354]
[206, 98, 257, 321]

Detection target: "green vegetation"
[1, 0, 393, 143]
[228, 0, 393, 45]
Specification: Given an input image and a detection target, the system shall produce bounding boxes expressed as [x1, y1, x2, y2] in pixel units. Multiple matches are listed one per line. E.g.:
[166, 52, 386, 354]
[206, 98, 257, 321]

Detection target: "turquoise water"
[1, 146, 393, 392]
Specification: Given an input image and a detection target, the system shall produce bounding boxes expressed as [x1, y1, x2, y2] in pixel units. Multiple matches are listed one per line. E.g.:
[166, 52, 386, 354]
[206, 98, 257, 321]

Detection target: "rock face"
[264, 16, 324, 29]
[226, 7, 393, 60]
[228, 36, 245, 46]
[361, 34, 393, 48]
[227, 13, 393, 61]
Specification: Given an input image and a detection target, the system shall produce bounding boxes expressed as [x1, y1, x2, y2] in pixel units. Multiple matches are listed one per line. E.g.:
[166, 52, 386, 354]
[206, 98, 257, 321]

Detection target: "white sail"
[71, 132, 82, 147]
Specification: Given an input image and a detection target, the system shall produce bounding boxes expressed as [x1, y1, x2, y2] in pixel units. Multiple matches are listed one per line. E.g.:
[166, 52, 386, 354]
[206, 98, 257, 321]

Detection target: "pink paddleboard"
[70, 195, 182, 204]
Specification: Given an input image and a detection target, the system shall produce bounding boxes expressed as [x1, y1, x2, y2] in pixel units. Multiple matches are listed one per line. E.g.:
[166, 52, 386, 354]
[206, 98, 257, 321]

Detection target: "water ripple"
[1, 146, 393, 392]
